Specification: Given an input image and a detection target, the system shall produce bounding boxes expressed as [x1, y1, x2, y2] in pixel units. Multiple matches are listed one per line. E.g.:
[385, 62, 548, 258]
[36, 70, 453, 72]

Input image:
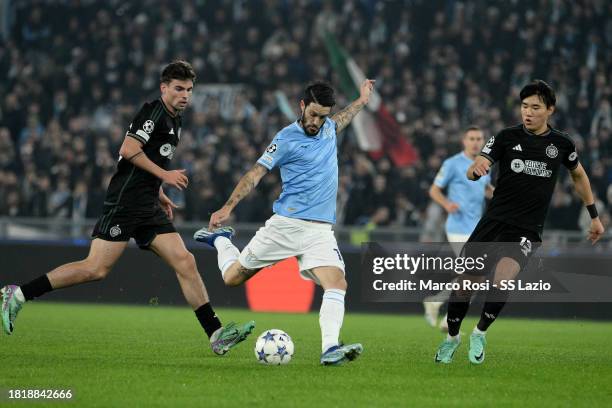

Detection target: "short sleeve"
[126, 103, 156, 145]
[434, 159, 453, 188]
[562, 138, 579, 170]
[480, 132, 505, 164]
[257, 134, 291, 170]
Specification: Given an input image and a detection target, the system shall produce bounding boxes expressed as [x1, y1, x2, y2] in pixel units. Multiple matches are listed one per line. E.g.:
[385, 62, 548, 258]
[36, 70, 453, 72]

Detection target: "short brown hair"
[161, 60, 196, 84]
[464, 125, 481, 134]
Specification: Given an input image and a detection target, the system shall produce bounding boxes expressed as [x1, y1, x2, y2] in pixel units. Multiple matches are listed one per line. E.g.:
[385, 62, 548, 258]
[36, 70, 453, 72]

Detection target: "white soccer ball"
[254, 329, 295, 365]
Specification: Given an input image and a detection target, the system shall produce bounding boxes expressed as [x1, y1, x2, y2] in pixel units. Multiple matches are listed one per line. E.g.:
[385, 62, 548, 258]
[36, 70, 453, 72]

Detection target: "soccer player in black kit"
[1, 61, 255, 355]
[434, 80, 605, 365]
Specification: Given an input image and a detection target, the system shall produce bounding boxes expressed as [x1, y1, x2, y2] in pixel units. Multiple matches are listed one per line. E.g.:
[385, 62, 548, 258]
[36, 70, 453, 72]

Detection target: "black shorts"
[462, 216, 541, 276]
[91, 205, 176, 249]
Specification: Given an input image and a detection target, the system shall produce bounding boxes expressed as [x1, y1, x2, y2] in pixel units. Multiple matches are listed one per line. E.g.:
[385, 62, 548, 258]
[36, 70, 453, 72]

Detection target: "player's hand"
[444, 202, 460, 213]
[358, 79, 375, 105]
[587, 217, 604, 244]
[159, 190, 179, 220]
[162, 169, 188, 190]
[209, 206, 231, 230]
[472, 161, 490, 179]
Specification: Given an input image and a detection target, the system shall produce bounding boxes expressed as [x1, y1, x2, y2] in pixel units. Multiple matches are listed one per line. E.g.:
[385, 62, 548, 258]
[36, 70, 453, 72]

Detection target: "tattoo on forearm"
[331, 99, 366, 133]
[224, 167, 259, 208]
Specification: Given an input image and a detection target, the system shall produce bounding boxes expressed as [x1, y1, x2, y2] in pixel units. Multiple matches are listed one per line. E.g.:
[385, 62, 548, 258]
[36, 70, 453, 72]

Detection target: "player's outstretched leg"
[151, 232, 254, 355]
[2, 239, 127, 335]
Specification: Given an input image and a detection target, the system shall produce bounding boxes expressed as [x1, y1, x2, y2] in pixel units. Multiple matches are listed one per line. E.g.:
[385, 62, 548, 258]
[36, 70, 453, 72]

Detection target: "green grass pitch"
[2, 302, 611, 407]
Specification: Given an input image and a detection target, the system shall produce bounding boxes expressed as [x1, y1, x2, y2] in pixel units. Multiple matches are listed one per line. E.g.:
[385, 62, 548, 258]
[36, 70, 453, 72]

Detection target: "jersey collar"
[522, 124, 551, 137]
[159, 98, 179, 118]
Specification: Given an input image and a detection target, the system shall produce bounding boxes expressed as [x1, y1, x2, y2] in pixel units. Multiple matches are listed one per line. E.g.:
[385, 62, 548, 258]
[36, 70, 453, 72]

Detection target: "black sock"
[477, 287, 509, 331]
[447, 289, 471, 336]
[20, 275, 53, 301]
[195, 303, 222, 338]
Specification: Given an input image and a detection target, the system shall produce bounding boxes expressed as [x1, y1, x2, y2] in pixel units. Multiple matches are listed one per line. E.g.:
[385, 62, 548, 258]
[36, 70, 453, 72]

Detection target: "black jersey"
[104, 99, 182, 212]
[480, 124, 579, 233]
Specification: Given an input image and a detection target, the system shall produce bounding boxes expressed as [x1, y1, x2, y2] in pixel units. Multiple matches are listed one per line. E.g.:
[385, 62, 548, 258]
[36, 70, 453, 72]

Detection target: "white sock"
[447, 333, 460, 342]
[473, 327, 486, 335]
[213, 237, 240, 278]
[15, 287, 25, 303]
[319, 289, 346, 352]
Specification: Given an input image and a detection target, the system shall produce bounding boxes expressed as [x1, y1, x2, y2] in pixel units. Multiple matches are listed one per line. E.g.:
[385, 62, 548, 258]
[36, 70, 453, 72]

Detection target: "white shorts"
[446, 232, 471, 257]
[238, 214, 345, 284]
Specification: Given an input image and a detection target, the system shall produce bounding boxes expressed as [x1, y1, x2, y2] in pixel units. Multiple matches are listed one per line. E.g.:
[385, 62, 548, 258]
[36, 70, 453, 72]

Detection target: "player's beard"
[299, 111, 319, 136]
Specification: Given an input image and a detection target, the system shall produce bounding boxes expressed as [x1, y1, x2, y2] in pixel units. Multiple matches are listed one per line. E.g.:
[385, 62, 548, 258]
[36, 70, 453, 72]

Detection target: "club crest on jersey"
[511, 159, 526, 173]
[160, 143, 175, 159]
[143, 120, 155, 134]
[266, 143, 277, 154]
[110, 225, 121, 238]
[546, 144, 558, 158]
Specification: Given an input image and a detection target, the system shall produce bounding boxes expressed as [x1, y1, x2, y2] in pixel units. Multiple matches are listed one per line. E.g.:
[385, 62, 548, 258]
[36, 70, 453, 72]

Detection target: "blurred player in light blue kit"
[194, 80, 375, 365]
[423, 126, 493, 330]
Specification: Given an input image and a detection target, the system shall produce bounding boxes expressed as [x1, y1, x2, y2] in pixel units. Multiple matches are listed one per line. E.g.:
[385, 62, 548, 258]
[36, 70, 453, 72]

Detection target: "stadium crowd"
[0, 0, 611, 234]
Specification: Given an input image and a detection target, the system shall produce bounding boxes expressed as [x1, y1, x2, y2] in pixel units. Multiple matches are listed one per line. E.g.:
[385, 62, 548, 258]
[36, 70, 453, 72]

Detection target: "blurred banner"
[2, 242, 612, 319]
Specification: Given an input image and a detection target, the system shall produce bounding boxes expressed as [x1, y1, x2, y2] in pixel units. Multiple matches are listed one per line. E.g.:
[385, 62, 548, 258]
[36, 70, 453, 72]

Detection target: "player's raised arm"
[208, 163, 268, 229]
[331, 79, 375, 133]
[569, 163, 605, 244]
[467, 155, 492, 181]
[119, 136, 188, 190]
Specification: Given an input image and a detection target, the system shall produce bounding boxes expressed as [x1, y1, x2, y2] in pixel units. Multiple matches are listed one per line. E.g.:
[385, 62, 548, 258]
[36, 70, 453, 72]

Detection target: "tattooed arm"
[208, 163, 268, 229]
[331, 79, 375, 133]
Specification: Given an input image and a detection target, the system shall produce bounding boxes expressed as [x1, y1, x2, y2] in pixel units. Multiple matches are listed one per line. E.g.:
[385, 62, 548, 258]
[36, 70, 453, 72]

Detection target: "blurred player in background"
[423, 126, 493, 331]
[194, 80, 375, 365]
[435, 80, 605, 365]
[1, 61, 254, 355]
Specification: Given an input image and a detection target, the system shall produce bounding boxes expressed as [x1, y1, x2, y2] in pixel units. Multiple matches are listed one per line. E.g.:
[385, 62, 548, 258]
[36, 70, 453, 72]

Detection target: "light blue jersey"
[257, 118, 338, 224]
[434, 152, 490, 234]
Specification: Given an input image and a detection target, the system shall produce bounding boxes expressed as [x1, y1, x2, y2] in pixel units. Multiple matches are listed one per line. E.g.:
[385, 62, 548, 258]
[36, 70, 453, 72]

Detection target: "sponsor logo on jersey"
[160, 143, 176, 159]
[266, 143, 277, 154]
[143, 120, 155, 134]
[546, 144, 558, 158]
[511, 159, 552, 177]
[110, 225, 122, 238]
[569, 151, 577, 161]
[169, 128, 174, 135]
[512, 144, 522, 151]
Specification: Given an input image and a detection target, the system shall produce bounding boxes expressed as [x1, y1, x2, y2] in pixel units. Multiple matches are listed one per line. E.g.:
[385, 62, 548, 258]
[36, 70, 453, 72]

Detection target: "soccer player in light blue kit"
[423, 126, 493, 330]
[194, 80, 375, 365]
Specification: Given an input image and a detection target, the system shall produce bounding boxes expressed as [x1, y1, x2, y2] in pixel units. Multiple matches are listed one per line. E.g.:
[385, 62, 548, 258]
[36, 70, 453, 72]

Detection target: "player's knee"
[84, 261, 111, 281]
[223, 274, 242, 287]
[333, 277, 348, 291]
[175, 251, 197, 274]
[223, 267, 244, 287]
